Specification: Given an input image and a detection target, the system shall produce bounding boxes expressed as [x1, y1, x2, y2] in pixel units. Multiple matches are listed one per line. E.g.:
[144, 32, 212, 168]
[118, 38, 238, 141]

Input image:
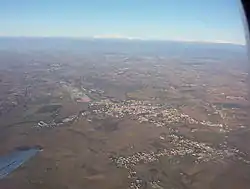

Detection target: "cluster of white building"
[33, 114, 78, 128]
[88, 99, 225, 130]
[111, 133, 240, 169]
[110, 133, 246, 189]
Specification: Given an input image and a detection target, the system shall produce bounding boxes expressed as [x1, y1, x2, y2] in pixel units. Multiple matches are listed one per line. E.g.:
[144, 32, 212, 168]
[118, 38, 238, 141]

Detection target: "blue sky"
[0, 0, 246, 44]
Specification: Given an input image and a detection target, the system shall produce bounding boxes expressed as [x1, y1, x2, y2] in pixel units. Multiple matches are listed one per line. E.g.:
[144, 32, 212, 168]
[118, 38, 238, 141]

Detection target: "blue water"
[0, 147, 40, 179]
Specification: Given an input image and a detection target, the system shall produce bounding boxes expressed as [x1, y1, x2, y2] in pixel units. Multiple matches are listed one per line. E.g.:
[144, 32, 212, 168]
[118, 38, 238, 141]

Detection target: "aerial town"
[0, 39, 249, 189]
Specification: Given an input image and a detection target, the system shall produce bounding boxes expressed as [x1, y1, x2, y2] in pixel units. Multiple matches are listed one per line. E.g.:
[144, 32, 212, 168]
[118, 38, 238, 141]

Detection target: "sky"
[0, 0, 246, 45]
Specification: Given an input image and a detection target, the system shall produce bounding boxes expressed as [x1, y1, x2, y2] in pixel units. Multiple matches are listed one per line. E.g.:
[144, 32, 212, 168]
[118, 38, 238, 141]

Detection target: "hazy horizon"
[0, 36, 246, 46]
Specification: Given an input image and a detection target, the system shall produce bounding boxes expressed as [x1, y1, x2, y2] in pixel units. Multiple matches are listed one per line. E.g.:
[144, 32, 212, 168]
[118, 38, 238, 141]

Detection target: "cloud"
[93, 34, 144, 40]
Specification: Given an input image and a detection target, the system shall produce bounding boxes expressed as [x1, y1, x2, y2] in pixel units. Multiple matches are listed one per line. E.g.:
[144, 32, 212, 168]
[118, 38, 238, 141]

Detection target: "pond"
[214, 103, 244, 109]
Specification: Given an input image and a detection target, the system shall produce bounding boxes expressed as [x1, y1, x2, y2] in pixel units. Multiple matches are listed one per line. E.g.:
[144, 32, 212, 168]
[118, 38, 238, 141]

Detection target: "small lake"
[214, 103, 244, 109]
